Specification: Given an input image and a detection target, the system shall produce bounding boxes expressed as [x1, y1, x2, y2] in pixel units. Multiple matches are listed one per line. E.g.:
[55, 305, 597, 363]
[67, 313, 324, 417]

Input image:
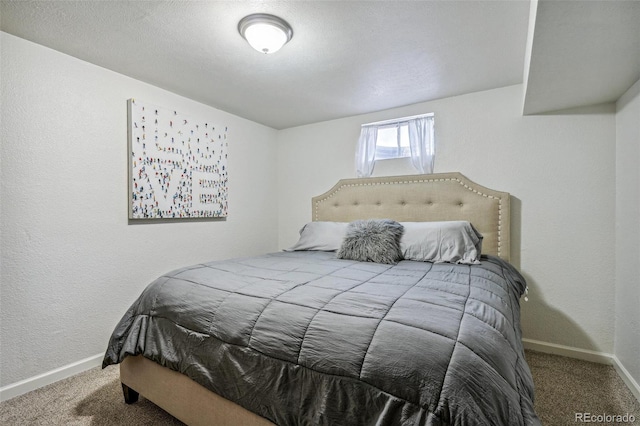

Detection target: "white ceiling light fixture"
[238, 13, 293, 54]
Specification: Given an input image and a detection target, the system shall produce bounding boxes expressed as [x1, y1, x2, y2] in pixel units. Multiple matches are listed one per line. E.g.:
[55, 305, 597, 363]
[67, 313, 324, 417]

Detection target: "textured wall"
[0, 33, 279, 387]
[615, 79, 640, 387]
[277, 84, 617, 354]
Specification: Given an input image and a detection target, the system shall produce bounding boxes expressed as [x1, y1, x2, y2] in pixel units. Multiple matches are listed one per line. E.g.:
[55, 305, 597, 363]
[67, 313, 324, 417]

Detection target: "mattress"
[103, 251, 540, 425]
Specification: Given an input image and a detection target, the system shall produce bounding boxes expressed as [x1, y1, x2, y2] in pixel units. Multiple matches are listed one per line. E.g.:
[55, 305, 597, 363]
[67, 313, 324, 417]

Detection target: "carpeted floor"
[1, 350, 639, 425]
[525, 351, 640, 425]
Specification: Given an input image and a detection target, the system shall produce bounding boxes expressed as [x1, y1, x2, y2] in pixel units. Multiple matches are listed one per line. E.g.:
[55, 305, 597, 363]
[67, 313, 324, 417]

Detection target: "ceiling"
[524, 0, 640, 115]
[1, 1, 639, 129]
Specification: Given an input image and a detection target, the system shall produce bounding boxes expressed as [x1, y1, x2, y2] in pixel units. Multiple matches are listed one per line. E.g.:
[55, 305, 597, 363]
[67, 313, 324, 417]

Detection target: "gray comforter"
[103, 251, 540, 425]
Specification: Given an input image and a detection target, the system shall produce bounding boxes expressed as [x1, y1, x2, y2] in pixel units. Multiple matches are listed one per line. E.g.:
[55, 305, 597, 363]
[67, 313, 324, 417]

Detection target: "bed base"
[120, 355, 274, 426]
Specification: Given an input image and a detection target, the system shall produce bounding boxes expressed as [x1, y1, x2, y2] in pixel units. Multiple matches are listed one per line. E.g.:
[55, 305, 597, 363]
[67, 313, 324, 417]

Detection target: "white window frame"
[355, 113, 435, 177]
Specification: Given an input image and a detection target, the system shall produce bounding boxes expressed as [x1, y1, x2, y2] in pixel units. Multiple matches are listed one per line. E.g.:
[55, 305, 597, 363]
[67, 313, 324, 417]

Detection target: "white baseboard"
[611, 355, 640, 403]
[522, 338, 615, 364]
[523, 338, 640, 402]
[0, 353, 103, 402]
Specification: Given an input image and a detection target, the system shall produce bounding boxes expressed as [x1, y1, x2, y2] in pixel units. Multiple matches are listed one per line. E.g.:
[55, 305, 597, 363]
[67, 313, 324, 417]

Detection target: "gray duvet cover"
[103, 251, 540, 425]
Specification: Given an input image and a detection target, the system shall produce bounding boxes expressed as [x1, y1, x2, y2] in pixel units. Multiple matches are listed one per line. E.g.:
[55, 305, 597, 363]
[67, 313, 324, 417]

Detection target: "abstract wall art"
[128, 99, 229, 219]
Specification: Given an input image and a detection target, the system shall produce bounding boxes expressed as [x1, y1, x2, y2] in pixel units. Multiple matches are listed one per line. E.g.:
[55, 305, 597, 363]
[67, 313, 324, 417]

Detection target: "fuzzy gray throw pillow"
[337, 219, 404, 264]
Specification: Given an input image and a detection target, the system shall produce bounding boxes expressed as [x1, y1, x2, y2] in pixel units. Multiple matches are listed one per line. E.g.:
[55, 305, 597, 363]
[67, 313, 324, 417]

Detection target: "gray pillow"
[400, 221, 483, 264]
[337, 219, 404, 264]
[285, 221, 349, 252]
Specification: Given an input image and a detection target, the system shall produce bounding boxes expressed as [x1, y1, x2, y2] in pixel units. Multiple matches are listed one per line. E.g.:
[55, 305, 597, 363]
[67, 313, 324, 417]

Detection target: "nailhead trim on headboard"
[313, 175, 507, 259]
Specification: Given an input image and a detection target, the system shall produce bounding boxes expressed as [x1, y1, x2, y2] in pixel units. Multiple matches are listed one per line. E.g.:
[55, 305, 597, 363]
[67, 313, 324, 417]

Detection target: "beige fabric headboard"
[312, 172, 511, 261]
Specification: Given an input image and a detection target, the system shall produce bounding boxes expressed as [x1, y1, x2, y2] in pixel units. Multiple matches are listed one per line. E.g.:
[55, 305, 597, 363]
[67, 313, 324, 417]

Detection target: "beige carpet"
[0, 365, 183, 426]
[1, 350, 639, 425]
[526, 351, 640, 425]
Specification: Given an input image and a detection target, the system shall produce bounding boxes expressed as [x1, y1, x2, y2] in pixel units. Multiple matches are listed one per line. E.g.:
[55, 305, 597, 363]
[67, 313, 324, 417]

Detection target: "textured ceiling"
[0, 0, 529, 129]
[1, 1, 639, 129]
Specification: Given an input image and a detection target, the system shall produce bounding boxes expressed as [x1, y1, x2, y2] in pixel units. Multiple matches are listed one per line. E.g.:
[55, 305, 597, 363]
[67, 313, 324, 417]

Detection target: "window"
[355, 113, 435, 177]
[375, 123, 411, 160]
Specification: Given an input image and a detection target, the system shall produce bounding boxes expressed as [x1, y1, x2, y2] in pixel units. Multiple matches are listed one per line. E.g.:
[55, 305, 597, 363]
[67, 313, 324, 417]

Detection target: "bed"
[103, 172, 540, 425]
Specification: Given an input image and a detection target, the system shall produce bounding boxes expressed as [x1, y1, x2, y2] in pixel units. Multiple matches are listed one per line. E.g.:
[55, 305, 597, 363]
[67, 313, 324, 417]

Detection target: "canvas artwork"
[128, 99, 229, 219]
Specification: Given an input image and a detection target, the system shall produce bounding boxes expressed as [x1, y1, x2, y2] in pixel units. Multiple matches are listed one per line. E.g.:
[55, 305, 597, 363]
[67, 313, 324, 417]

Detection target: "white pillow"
[285, 221, 349, 252]
[400, 221, 483, 264]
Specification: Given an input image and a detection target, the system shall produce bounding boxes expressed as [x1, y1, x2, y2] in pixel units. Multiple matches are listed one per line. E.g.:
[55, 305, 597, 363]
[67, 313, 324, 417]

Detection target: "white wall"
[2, 29, 632, 398]
[615, 79, 640, 388]
[278, 84, 617, 354]
[0, 32, 279, 387]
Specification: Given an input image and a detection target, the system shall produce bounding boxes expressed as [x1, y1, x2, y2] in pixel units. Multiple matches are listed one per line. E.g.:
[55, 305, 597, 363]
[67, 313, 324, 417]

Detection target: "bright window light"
[375, 123, 411, 160]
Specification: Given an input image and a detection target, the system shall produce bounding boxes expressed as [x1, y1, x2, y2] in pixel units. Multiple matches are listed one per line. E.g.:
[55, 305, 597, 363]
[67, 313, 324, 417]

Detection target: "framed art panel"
[128, 99, 229, 219]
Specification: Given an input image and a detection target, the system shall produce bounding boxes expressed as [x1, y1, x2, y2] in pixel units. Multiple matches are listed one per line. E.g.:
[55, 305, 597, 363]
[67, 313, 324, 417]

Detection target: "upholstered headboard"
[312, 172, 511, 261]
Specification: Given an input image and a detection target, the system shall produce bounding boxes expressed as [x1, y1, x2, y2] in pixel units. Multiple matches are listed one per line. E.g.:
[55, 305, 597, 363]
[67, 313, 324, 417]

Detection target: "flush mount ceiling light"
[238, 13, 293, 54]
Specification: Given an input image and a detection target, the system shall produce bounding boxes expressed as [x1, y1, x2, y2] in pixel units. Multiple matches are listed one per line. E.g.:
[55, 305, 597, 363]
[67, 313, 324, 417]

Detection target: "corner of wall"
[614, 77, 640, 399]
[521, 0, 539, 115]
